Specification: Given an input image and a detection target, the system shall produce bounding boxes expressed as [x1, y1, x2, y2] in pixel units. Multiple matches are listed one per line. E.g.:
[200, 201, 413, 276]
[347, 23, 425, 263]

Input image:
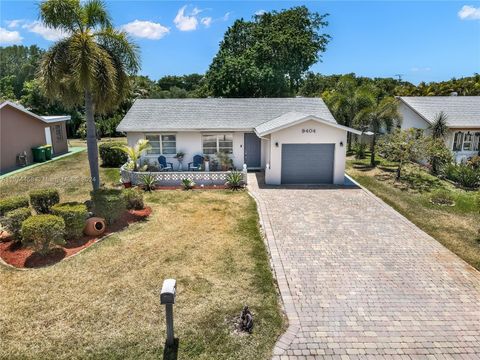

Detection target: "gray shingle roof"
[398, 96, 480, 128]
[116, 98, 336, 132]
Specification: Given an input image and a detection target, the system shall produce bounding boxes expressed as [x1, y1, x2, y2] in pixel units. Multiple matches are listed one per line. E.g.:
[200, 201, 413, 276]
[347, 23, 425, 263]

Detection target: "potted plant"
[174, 151, 185, 171]
[203, 155, 210, 172]
[120, 161, 135, 188]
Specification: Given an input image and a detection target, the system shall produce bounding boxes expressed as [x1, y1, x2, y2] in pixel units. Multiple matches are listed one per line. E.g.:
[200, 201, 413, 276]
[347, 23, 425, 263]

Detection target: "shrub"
[0, 195, 29, 216]
[455, 164, 480, 189]
[225, 171, 244, 190]
[353, 142, 367, 160]
[181, 178, 195, 190]
[29, 189, 60, 214]
[21, 214, 65, 254]
[122, 189, 144, 210]
[2, 208, 32, 240]
[141, 173, 156, 192]
[52, 202, 88, 240]
[429, 189, 455, 206]
[468, 155, 480, 170]
[99, 142, 128, 167]
[91, 188, 126, 225]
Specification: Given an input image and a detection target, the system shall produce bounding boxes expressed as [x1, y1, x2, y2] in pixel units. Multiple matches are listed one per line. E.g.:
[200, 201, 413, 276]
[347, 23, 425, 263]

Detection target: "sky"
[1, 0, 479, 84]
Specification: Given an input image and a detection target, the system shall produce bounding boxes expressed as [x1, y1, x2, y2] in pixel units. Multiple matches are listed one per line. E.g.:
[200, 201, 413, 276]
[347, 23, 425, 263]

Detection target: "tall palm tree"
[38, 0, 140, 190]
[354, 97, 401, 167]
[429, 111, 449, 139]
[325, 76, 375, 151]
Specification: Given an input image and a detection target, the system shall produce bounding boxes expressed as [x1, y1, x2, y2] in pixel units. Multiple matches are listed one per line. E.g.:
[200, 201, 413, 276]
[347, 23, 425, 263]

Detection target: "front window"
[145, 134, 176, 155]
[202, 134, 233, 155]
[54, 125, 63, 141]
[463, 132, 473, 151]
[474, 133, 480, 151]
[453, 132, 463, 151]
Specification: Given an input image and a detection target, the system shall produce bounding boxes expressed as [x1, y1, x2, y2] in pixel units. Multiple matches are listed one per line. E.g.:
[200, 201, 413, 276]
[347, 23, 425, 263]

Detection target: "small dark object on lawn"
[240, 305, 254, 333]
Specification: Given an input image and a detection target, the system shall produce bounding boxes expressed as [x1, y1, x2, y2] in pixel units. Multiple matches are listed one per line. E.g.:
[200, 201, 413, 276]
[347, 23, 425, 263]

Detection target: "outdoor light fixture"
[340, 141, 344, 147]
[275, 142, 279, 147]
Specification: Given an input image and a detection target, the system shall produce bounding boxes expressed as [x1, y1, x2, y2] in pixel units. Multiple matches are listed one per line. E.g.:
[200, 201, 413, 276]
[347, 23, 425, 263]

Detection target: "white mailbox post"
[160, 279, 177, 347]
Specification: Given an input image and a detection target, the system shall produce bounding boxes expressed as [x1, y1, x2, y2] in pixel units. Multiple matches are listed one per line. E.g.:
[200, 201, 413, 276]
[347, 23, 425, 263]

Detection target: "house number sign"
[302, 129, 316, 133]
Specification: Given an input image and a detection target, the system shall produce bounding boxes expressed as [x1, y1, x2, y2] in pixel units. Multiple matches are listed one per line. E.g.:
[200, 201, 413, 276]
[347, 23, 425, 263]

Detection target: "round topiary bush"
[0, 195, 29, 216]
[3, 207, 32, 240]
[99, 142, 129, 167]
[91, 188, 126, 225]
[21, 214, 66, 254]
[29, 189, 60, 214]
[429, 189, 455, 206]
[52, 202, 88, 240]
[122, 188, 144, 210]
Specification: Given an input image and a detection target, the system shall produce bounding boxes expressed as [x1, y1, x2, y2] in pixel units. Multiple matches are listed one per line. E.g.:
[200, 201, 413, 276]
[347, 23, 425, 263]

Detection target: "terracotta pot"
[123, 181, 132, 188]
[84, 217, 106, 236]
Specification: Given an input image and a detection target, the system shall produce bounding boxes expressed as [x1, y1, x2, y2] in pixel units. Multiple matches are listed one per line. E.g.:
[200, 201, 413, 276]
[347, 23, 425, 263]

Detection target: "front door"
[244, 133, 261, 168]
[44, 127, 54, 154]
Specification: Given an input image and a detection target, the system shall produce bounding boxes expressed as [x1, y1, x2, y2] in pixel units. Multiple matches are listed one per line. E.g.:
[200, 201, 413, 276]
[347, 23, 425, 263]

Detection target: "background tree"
[377, 129, 425, 180]
[206, 6, 330, 97]
[38, 0, 140, 190]
[354, 97, 401, 167]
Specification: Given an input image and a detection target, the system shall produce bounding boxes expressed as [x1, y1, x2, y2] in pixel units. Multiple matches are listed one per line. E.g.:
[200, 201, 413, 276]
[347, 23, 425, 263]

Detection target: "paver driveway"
[248, 174, 480, 360]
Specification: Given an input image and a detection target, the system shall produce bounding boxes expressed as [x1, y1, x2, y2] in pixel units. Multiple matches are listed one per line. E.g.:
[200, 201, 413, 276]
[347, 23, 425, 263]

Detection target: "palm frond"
[39, 0, 82, 32]
[81, 0, 112, 29]
[429, 111, 449, 139]
[95, 28, 140, 74]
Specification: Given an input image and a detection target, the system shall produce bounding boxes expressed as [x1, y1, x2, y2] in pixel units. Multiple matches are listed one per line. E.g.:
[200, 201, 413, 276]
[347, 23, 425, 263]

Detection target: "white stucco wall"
[399, 102, 430, 131]
[126, 131, 249, 170]
[264, 119, 347, 185]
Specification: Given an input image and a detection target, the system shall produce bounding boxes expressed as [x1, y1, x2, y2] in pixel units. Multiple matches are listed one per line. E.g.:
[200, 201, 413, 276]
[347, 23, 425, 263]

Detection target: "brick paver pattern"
[248, 174, 480, 360]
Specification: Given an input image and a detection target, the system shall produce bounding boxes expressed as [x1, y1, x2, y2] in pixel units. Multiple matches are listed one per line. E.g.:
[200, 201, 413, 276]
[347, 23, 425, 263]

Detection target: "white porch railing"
[120, 166, 248, 187]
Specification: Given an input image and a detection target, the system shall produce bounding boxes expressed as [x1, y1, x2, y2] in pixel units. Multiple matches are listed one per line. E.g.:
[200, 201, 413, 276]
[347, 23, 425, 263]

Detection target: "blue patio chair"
[158, 155, 173, 171]
[188, 155, 204, 171]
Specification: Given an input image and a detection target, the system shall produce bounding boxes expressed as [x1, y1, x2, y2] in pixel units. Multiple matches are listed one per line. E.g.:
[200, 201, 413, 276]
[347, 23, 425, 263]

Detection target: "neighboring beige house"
[398, 96, 480, 162]
[117, 98, 361, 185]
[0, 101, 70, 174]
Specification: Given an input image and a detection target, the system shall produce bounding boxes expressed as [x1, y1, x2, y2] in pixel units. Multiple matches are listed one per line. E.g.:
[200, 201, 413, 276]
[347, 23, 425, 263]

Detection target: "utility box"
[161, 279, 176, 304]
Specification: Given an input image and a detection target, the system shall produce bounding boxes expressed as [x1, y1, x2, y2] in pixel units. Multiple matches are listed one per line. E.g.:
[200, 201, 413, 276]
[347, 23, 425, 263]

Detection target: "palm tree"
[114, 139, 151, 172]
[325, 76, 375, 151]
[429, 111, 449, 139]
[354, 97, 401, 167]
[38, 0, 140, 190]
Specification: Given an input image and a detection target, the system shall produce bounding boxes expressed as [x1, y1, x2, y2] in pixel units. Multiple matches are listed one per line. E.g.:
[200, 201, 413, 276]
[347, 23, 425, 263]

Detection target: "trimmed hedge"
[122, 189, 144, 210]
[91, 188, 126, 225]
[52, 202, 88, 240]
[0, 195, 29, 216]
[29, 189, 60, 214]
[21, 214, 65, 254]
[99, 142, 128, 167]
[3, 207, 32, 240]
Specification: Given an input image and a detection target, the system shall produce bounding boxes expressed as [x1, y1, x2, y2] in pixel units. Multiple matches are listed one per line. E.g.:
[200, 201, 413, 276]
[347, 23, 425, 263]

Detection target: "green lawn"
[347, 155, 480, 270]
[0, 140, 284, 359]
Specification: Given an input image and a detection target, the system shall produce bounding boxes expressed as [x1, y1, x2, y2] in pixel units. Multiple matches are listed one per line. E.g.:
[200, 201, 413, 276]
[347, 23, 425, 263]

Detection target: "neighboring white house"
[398, 96, 480, 162]
[116, 98, 361, 185]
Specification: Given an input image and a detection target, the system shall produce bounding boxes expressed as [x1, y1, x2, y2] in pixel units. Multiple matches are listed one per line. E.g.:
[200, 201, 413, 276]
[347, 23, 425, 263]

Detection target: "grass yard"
[0, 139, 284, 359]
[347, 155, 480, 270]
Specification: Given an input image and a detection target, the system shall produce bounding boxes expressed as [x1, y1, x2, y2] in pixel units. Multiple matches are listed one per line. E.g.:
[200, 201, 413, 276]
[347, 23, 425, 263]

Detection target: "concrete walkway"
[248, 173, 480, 359]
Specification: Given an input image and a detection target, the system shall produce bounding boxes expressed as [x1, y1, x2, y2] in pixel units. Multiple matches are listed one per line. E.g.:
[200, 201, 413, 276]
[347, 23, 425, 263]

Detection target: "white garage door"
[281, 144, 335, 184]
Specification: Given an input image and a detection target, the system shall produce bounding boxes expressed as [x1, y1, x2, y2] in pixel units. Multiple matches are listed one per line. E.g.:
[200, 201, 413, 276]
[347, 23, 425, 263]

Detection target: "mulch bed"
[0, 207, 152, 269]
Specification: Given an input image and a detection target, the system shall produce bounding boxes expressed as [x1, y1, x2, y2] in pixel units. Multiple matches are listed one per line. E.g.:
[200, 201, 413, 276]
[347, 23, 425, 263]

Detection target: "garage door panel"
[281, 144, 334, 184]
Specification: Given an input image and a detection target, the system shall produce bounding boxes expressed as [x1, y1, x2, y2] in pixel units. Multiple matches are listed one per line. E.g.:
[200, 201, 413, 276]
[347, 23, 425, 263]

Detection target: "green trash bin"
[32, 146, 46, 163]
[43, 145, 53, 160]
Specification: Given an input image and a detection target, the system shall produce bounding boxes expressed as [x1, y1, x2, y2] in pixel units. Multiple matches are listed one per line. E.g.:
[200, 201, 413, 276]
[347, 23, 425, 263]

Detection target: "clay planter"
[84, 217, 106, 236]
[123, 181, 132, 188]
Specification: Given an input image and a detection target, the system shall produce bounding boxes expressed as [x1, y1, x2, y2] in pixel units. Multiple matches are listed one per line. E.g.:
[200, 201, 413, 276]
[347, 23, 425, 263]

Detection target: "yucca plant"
[114, 140, 151, 172]
[181, 179, 195, 190]
[225, 171, 244, 190]
[141, 173, 156, 192]
[38, 0, 140, 190]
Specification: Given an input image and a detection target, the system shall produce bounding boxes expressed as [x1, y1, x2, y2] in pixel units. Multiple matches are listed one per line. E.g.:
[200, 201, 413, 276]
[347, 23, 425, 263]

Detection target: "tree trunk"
[370, 133, 376, 167]
[85, 90, 100, 190]
[347, 132, 352, 152]
[396, 162, 402, 180]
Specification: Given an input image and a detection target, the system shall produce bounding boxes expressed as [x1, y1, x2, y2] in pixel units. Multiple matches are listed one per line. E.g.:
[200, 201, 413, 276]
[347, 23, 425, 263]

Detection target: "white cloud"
[201, 17, 212, 28]
[174, 5, 198, 31]
[458, 5, 480, 20]
[0, 27, 22, 44]
[121, 20, 169, 40]
[411, 67, 431, 72]
[255, 10, 266, 16]
[23, 21, 68, 41]
[6, 19, 24, 28]
[221, 12, 231, 21]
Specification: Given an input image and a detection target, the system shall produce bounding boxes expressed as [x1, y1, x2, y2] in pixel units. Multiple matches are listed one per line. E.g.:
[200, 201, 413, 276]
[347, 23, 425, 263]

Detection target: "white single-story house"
[117, 98, 361, 185]
[398, 96, 480, 162]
